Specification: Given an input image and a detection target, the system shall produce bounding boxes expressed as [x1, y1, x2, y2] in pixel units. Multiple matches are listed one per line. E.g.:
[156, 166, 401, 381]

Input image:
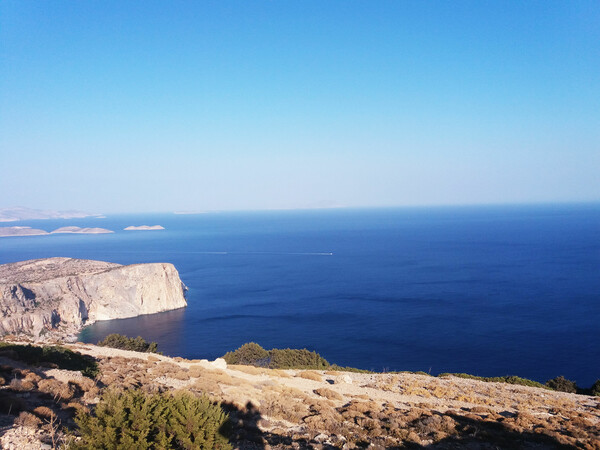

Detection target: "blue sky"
[1, 1, 599, 213]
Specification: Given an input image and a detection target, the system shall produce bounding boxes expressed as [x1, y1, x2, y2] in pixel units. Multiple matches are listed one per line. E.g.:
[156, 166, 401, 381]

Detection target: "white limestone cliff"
[0, 258, 187, 338]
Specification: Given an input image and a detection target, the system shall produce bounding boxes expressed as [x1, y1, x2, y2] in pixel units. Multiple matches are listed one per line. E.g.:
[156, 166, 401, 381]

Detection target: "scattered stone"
[211, 358, 227, 370]
[336, 374, 352, 384]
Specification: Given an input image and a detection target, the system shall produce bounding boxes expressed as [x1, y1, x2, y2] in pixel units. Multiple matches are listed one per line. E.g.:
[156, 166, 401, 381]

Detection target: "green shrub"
[223, 343, 330, 370]
[591, 379, 600, 397]
[546, 376, 578, 393]
[97, 333, 159, 353]
[0, 343, 98, 378]
[72, 388, 231, 449]
[500, 375, 547, 389]
[222, 342, 269, 366]
[268, 348, 329, 369]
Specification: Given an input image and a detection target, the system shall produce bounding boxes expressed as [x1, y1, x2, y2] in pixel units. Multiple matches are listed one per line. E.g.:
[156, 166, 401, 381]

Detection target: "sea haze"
[0, 204, 598, 386]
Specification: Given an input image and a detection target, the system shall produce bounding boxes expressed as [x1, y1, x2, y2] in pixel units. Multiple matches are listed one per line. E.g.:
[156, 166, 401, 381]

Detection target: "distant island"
[51, 226, 113, 234]
[0, 226, 113, 237]
[0, 206, 103, 222]
[124, 225, 165, 231]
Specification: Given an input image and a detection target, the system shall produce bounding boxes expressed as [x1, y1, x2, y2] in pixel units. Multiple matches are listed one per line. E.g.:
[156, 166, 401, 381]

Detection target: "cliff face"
[0, 258, 187, 338]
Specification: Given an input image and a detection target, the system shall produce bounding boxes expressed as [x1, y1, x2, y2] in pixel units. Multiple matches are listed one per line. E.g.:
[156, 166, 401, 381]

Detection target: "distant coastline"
[0, 226, 113, 237]
[0, 207, 103, 222]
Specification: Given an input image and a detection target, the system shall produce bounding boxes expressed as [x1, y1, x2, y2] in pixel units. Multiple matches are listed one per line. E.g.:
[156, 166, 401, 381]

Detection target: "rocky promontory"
[0, 258, 187, 338]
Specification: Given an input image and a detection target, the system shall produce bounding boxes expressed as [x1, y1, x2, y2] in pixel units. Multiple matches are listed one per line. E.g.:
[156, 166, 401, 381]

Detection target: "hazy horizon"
[3, 200, 600, 219]
[1, 1, 599, 213]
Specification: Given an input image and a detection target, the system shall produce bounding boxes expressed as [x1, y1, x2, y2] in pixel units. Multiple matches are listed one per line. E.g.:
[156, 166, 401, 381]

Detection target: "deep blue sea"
[1, 204, 599, 386]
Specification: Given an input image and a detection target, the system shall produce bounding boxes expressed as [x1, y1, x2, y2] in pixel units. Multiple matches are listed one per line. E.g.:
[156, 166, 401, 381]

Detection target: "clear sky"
[1, 1, 599, 213]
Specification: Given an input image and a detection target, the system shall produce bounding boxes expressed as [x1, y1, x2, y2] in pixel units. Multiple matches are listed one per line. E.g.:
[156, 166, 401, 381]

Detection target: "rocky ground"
[0, 341, 598, 449]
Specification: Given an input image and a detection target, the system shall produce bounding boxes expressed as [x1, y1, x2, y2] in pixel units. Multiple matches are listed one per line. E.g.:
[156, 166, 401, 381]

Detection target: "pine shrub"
[97, 333, 159, 353]
[268, 348, 329, 369]
[223, 343, 269, 366]
[591, 379, 600, 397]
[72, 388, 231, 449]
[223, 342, 330, 370]
[546, 376, 578, 393]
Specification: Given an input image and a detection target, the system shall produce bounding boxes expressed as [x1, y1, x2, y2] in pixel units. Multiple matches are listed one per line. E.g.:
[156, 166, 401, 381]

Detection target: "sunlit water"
[1, 204, 598, 386]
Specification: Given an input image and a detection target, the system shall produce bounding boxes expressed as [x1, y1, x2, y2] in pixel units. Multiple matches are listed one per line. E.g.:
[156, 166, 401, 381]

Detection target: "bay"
[1, 204, 598, 386]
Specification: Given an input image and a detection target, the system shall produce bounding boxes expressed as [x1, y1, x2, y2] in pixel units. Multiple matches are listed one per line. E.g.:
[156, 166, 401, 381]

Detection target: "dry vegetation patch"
[313, 387, 343, 401]
[297, 371, 322, 382]
[2, 342, 598, 449]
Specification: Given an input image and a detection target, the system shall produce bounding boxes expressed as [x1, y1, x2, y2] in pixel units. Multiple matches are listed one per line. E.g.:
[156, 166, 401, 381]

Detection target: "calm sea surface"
[1, 204, 599, 386]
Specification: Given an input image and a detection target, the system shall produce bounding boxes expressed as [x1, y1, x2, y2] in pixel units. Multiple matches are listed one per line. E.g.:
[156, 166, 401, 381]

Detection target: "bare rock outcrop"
[0, 258, 187, 338]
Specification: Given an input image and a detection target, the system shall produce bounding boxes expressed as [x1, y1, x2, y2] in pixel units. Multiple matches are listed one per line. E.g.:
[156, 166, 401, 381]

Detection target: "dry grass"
[188, 365, 208, 378]
[298, 371, 322, 382]
[259, 386, 310, 422]
[9, 378, 36, 392]
[170, 368, 191, 380]
[189, 368, 252, 400]
[24, 372, 42, 385]
[70, 377, 96, 393]
[270, 369, 292, 378]
[64, 400, 88, 414]
[32, 406, 56, 420]
[314, 387, 343, 401]
[210, 370, 235, 385]
[229, 365, 265, 376]
[37, 378, 74, 401]
[15, 411, 42, 428]
[191, 377, 221, 396]
[377, 374, 401, 392]
[152, 361, 180, 377]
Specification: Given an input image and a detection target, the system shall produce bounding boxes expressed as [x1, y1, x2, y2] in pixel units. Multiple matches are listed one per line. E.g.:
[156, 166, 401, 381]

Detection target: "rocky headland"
[0, 258, 187, 339]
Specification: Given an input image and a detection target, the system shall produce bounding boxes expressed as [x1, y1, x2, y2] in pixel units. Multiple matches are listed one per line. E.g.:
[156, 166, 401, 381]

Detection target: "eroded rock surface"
[0, 258, 187, 338]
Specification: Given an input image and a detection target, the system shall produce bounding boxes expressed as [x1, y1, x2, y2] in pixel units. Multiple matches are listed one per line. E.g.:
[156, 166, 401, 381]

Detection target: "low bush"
[222, 342, 269, 366]
[0, 343, 98, 378]
[72, 388, 231, 449]
[590, 379, 600, 396]
[546, 376, 578, 393]
[97, 333, 159, 353]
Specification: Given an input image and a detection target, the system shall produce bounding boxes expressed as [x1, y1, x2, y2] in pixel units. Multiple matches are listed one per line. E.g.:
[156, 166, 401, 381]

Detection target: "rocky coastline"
[0, 258, 187, 340]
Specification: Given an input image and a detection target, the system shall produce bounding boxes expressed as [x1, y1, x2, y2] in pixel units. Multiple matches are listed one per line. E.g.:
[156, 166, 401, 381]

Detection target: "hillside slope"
[1, 342, 597, 449]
